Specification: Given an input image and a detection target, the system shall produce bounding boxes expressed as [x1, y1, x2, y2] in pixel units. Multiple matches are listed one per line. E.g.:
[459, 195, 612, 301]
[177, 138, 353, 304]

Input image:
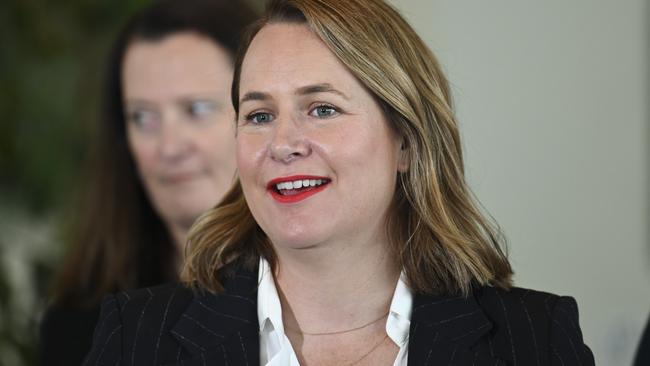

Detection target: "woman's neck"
[274, 236, 400, 333]
[168, 222, 188, 273]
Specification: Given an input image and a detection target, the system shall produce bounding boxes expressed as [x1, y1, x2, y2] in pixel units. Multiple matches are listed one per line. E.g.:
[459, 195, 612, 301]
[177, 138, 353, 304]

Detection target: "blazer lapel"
[166, 264, 261, 366]
[164, 263, 506, 366]
[408, 290, 505, 366]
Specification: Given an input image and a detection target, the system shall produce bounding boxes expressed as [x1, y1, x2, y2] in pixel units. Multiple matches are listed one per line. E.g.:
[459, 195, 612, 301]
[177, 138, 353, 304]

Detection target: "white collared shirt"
[257, 258, 412, 366]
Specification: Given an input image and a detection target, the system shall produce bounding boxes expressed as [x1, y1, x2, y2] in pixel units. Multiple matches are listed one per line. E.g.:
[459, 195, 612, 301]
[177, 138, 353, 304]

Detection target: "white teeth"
[276, 182, 288, 190]
[275, 178, 328, 191]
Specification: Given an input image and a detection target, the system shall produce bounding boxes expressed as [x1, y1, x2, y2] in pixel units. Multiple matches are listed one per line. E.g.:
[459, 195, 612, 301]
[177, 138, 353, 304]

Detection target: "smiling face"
[236, 23, 407, 251]
[123, 32, 237, 237]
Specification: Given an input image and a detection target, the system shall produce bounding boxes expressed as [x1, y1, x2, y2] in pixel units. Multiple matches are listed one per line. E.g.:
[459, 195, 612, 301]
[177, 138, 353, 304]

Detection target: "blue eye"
[187, 100, 215, 118]
[310, 104, 338, 118]
[127, 109, 160, 132]
[247, 112, 275, 124]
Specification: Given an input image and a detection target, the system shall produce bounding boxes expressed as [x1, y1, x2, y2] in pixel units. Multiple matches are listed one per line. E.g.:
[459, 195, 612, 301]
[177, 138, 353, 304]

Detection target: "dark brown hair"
[183, 0, 513, 296]
[52, 0, 256, 306]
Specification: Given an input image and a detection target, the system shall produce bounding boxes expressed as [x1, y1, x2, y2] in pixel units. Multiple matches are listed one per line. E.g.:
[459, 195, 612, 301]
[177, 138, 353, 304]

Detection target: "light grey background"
[388, 1, 649, 365]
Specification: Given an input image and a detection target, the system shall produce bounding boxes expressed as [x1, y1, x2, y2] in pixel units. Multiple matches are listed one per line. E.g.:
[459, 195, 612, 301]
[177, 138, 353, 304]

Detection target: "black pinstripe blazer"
[82, 264, 594, 366]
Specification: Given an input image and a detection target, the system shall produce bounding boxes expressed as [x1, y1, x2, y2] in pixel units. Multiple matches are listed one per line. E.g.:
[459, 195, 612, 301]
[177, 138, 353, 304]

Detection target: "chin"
[162, 203, 210, 226]
[267, 228, 329, 251]
[181, 194, 219, 212]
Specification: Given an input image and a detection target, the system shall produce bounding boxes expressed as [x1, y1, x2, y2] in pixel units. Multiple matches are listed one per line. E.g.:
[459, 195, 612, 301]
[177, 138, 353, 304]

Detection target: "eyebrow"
[239, 83, 349, 105]
[296, 83, 348, 99]
[240, 91, 270, 105]
[124, 98, 157, 108]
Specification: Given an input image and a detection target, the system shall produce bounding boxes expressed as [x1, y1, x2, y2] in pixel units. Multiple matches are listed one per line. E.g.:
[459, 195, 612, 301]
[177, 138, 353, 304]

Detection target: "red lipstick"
[267, 175, 331, 204]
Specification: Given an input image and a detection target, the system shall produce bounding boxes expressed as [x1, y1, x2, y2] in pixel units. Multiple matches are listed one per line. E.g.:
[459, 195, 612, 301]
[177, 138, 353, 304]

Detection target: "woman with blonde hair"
[84, 0, 594, 364]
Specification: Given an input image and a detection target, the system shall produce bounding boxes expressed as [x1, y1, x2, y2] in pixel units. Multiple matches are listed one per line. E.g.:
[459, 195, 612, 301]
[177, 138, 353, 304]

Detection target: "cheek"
[335, 128, 401, 188]
[126, 131, 158, 176]
[235, 132, 267, 177]
[235, 136, 266, 218]
[319, 125, 392, 166]
[235, 139, 256, 193]
[210, 132, 236, 162]
[197, 122, 237, 164]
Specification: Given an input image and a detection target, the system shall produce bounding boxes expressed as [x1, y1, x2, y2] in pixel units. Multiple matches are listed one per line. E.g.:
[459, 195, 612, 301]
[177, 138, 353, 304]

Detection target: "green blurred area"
[0, 0, 262, 364]
[0, 1, 150, 363]
[0, 0, 149, 213]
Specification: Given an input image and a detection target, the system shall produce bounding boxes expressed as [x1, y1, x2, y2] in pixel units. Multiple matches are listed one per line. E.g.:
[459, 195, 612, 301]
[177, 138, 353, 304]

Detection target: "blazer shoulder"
[83, 282, 197, 365]
[474, 285, 578, 342]
[114, 282, 194, 309]
[475, 286, 562, 315]
[110, 282, 196, 332]
[474, 286, 594, 365]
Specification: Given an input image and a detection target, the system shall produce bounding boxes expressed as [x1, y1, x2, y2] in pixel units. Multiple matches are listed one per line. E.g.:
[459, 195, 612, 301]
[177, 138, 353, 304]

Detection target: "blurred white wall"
[389, 1, 649, 365]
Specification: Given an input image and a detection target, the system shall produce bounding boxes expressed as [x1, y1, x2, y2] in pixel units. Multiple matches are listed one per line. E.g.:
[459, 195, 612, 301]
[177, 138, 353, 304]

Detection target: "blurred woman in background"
[40, 0, 255, 364]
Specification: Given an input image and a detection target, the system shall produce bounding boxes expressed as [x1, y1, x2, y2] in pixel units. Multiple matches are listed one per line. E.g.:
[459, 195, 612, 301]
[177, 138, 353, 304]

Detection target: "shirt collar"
[257, 257, 284, 334]
[386, 272, 413, 347]
[256, 257, 414, 345]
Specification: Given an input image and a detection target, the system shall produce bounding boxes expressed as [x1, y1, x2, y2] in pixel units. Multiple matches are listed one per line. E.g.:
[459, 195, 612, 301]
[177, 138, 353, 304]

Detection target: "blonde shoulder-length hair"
[183, 0, 513, 296]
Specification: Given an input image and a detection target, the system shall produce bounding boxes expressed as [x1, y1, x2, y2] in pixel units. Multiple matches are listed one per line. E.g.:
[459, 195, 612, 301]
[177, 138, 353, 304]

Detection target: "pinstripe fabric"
[82, 265, 259, 366]
[82, 264, 594, 366]
[408, 287, 594, 366]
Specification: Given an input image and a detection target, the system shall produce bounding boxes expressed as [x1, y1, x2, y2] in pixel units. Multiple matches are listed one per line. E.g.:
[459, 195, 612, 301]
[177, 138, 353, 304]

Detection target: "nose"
[268, 116, 311, 164]
[158, 117, 192, 162]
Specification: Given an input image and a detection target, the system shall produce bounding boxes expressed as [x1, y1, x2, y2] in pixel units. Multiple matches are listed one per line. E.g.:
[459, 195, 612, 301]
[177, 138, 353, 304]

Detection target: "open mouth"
[267, 175, 331, 203]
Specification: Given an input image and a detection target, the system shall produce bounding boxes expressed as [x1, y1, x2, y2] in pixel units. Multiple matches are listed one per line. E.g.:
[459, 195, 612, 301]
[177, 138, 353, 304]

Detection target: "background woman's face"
[122, 32, 237, 231]
[236, 23, 407, 251]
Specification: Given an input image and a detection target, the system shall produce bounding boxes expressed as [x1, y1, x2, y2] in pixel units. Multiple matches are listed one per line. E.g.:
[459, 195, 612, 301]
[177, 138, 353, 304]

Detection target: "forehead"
[122, 32, 233, 97]
[239, 23, 356, 94]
